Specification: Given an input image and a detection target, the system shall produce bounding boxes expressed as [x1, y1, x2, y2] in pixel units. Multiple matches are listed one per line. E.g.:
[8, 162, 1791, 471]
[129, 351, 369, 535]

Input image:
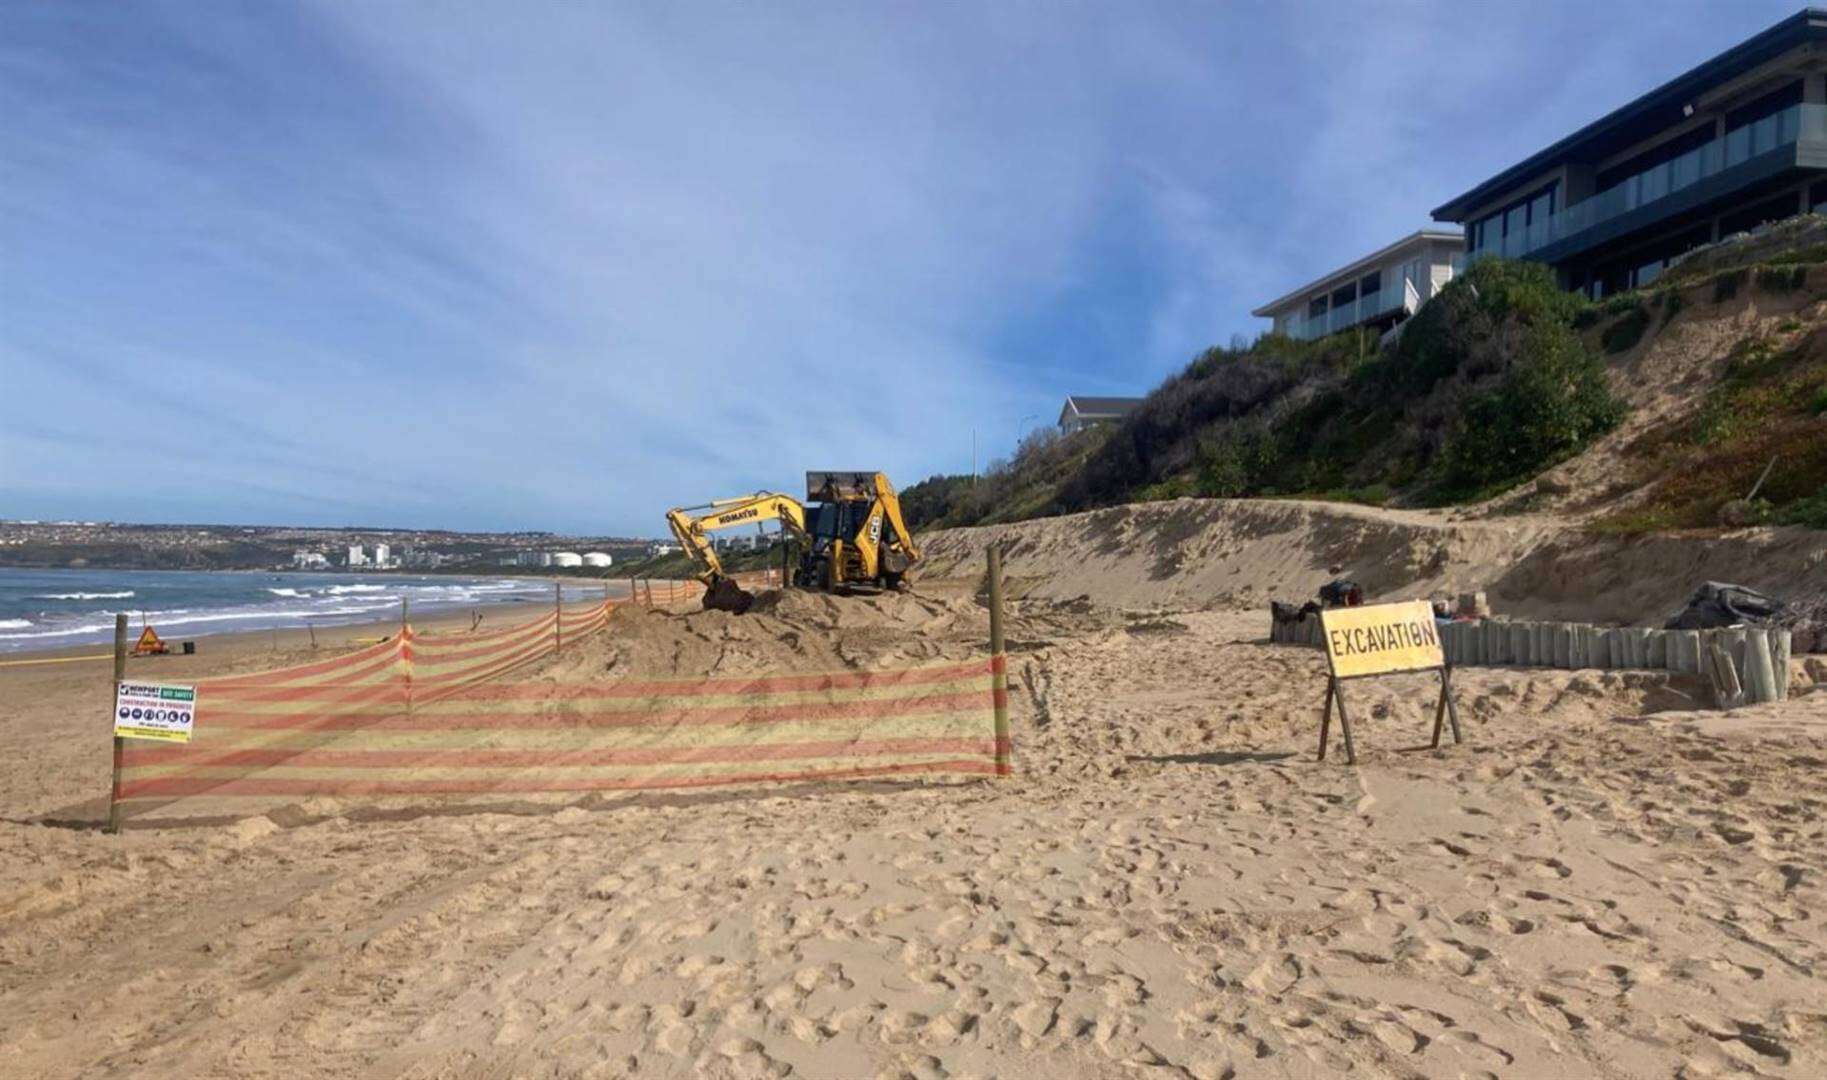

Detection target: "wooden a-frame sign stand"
[1315, 600, 1464, 765]
[1316, 665, 1463, 764]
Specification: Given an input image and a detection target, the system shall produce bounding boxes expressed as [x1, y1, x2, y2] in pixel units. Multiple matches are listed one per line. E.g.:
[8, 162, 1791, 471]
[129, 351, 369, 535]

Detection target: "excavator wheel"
[702, 577, 755, 615]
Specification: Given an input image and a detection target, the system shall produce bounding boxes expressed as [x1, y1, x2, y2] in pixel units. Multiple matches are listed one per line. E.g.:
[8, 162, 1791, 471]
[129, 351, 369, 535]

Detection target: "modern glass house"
[1433, 8, 1827, 297]
[1252, 230, 1464, 341]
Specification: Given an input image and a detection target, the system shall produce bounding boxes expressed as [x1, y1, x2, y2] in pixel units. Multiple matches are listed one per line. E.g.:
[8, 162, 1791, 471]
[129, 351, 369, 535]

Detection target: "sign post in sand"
[987, 544, 1012, 777]
[107, 614, 128, 833]
[1317, 599, 1462, 765]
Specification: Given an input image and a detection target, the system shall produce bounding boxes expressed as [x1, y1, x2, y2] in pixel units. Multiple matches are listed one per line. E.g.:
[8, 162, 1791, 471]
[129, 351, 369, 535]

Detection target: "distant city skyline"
[1, 1, 1800, 533]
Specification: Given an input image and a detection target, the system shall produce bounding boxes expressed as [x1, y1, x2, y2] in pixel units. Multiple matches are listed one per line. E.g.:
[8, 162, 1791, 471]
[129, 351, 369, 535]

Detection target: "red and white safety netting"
[113, 597, 1007, 819]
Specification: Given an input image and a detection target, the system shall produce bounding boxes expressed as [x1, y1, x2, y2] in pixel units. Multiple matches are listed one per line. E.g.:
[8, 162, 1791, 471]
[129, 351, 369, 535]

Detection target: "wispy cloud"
[0, 0, 1801, 532]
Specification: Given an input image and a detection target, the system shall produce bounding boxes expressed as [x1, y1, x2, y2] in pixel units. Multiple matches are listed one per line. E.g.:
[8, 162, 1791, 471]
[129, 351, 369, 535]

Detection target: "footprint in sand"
[1524, 990, 1586, 1033]
[1436, 1028, 1512, 1066]
[1362, 1015, 1426, 1054]
[1243, 954, 1302, 995]
[1414, 936, 1490, 977]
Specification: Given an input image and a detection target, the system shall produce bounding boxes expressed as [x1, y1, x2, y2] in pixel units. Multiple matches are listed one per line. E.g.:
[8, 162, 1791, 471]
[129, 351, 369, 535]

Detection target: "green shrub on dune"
[1437, 321, 1622, 498]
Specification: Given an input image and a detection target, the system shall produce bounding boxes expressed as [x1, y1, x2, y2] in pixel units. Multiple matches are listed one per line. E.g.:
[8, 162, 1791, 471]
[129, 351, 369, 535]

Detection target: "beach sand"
[1, 533, 1824, 1077]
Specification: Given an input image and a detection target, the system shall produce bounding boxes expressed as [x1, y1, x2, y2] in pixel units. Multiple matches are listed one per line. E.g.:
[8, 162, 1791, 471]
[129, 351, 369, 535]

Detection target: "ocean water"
[0, 568, 599, 653]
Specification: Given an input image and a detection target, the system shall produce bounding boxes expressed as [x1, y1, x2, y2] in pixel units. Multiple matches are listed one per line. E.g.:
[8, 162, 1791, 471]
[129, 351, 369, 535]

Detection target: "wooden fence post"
[554, 581, 562, 651]
[987, 544, 1012, 777]
[106, 613, 128, 834]
[400, 597, 413, 713]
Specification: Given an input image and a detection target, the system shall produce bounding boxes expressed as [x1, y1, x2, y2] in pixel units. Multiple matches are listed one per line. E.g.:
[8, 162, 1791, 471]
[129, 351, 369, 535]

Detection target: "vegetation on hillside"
[1602, 327, 1827, 532]
[1169, 259, 1620, 507]
[900, 426, 1108, 530]
[909, 259, 1626, 528]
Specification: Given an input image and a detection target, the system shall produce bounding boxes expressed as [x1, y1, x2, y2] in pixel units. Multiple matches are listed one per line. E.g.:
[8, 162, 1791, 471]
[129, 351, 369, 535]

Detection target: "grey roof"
[1064, 396, 1144, 416]
[1433, 8, 1827, 221]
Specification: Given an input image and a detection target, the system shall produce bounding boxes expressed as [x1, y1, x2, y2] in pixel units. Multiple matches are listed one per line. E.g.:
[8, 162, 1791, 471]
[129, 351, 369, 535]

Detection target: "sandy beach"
[2, 502, 1824, 1078]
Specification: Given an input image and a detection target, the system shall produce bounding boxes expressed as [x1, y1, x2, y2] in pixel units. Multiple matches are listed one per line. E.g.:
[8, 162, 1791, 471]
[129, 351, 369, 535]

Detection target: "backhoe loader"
[663, 471, 921, 613]
[794, 471, 921, 594]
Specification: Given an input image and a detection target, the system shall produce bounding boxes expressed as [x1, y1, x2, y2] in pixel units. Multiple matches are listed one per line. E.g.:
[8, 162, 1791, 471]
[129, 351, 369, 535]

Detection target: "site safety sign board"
[114, 681, 197, 743]
[1320, 600, 1444, 678]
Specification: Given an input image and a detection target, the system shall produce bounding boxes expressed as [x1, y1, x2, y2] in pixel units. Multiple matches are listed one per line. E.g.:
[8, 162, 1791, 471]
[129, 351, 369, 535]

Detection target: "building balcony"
[1460, 101, 1826, 270]
[1283, 280, 1422, 342]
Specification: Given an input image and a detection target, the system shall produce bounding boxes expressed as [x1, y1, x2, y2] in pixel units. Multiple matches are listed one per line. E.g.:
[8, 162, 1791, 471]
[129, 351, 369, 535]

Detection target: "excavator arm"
[663, 492, 807, 612]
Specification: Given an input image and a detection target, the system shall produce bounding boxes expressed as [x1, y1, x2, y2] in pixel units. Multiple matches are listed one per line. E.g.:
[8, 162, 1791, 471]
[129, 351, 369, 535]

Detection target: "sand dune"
[920, 496, 1827, 626]
[2, 510, 1825, 1078]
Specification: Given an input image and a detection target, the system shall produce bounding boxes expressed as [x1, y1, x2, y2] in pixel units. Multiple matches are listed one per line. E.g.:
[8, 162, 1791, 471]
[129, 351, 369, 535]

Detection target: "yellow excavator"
[664, 471, 921, 613]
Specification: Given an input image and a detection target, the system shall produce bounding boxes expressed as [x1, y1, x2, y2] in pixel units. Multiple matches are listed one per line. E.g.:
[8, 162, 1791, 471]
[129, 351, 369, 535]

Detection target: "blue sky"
[0, 1, 1800, 535]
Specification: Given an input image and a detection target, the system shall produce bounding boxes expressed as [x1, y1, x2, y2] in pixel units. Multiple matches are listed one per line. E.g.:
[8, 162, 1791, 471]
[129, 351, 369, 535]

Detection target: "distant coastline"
[0, 567, 626, 654]
[0, 519, 657, 575]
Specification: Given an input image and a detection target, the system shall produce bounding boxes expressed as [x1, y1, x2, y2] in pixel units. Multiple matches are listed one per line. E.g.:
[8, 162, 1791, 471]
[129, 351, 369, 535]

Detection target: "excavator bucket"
[702, 577, 755, 614]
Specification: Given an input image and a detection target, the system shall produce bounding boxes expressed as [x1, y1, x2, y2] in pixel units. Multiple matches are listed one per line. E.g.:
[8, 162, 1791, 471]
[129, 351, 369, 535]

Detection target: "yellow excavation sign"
[1321, 600, 1443, 678]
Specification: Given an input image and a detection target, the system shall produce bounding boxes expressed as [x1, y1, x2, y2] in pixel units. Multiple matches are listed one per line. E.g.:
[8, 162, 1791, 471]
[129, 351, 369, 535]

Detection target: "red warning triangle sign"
[133, 625, 167, 655]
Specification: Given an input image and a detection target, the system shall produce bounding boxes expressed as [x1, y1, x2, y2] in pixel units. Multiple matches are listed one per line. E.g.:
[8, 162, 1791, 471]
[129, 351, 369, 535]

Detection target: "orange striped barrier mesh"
[629, 578, 713, 607]
[115, 599, 612, 811]
[115, 606, 1006, 809]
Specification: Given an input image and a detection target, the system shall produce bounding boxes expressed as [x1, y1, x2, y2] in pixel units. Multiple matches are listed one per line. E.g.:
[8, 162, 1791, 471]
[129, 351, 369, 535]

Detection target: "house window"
[1471, 182, 1558, 259]
[1725, 80, 1803, 134]
[1725, 80, 1803, 166]
[1596, 123, 1717, 190]
[1529, 190, 1553, 246]
[1308, 295, 1328, 318]
[1330, 283, 1356, 308]
[1504, 205, 1528, 256]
